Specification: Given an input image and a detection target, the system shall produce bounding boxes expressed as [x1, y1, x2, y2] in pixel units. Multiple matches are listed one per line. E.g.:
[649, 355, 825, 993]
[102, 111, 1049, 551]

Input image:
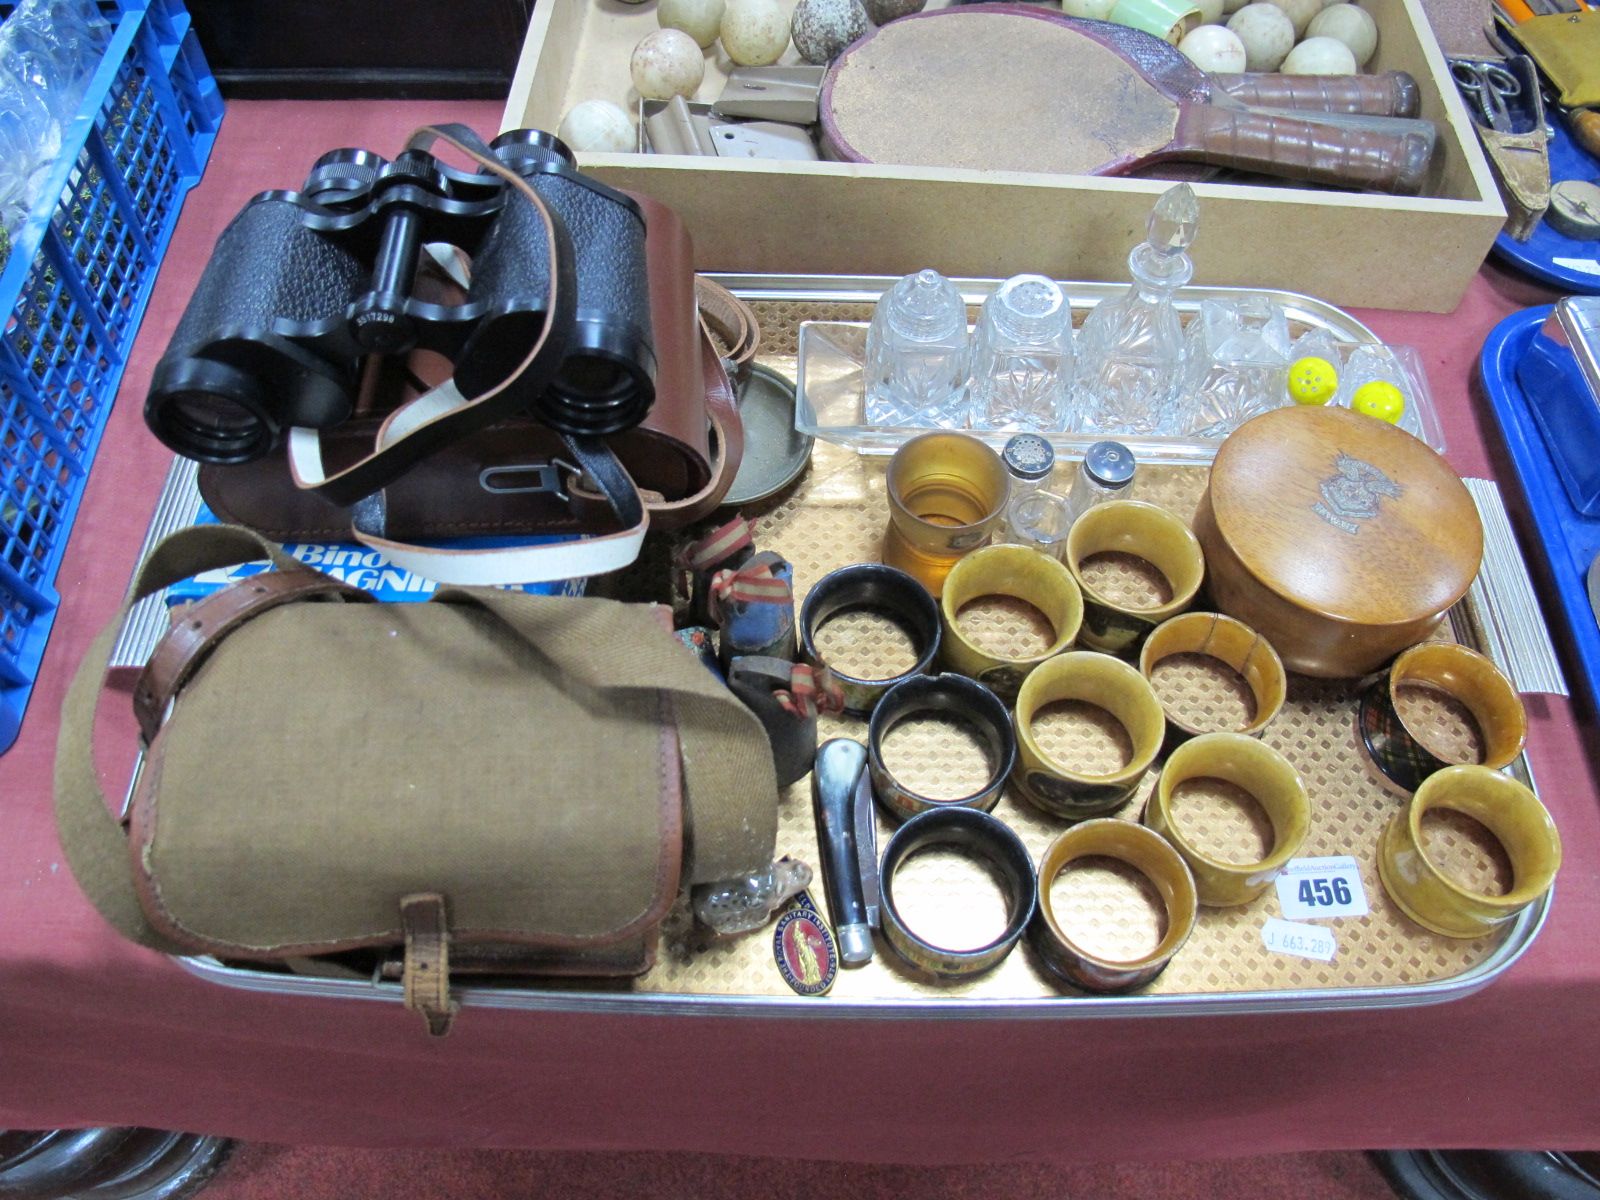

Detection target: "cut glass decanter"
[1073, 183, 1198, 436]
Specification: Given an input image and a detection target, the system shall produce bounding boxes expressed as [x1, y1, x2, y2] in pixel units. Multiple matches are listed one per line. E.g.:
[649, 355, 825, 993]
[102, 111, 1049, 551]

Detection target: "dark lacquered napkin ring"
[800, 563, 941, 715]
[878, 807, 1037, 981]
[869, 673, 1017, 823]
[1357, 642, 1527, 793]
[1029, 819, 1198, 993]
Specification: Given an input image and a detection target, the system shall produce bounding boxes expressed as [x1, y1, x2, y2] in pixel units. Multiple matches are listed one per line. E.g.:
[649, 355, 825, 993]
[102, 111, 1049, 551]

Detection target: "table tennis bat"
[820, 5, 1438, 193]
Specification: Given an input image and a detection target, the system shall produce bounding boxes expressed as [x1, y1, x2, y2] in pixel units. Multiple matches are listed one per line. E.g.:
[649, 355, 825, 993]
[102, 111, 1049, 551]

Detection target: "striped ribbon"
[676, 517, 755, 573]
[708, 555, 792, 625]
[774, 664, 845, 721]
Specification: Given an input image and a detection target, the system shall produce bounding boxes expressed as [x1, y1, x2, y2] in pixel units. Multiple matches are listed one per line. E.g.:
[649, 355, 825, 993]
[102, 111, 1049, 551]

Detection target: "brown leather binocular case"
[200, 192, 756, 555]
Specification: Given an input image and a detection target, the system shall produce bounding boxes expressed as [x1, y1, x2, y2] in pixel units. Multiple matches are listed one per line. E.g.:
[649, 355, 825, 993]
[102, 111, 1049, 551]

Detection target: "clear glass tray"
[792, 278, 1446, 463]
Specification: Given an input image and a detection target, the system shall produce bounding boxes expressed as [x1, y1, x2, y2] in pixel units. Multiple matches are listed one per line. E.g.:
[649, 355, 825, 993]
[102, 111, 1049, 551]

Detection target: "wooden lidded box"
[1194, 405, 1483, 678]
[503, 0, 1505, 313]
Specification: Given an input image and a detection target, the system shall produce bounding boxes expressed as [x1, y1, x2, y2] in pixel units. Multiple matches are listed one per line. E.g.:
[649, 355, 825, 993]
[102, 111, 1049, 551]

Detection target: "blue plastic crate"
[0, 0, 219, 751]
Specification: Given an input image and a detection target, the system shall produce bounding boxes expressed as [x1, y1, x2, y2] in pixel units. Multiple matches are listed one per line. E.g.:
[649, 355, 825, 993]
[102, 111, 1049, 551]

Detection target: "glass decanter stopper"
[864, 268, 971, 429]
[969, 274, 1074, 432]
[1074, 183, 1198, 437]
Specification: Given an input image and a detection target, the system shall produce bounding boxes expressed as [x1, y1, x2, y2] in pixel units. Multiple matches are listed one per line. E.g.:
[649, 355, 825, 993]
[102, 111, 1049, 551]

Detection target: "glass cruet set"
[863, 183, 1300, 442]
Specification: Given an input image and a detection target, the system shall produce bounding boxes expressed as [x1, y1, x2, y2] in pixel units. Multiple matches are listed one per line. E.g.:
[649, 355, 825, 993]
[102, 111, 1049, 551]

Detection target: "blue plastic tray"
[0, 0, 220, 752]
[1490, 117, 1600, 294]
[1477, 305, 1600, 710]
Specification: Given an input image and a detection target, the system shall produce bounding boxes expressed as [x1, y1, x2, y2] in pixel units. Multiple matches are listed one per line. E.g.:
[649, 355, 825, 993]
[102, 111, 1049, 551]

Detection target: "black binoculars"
[145, 129, 654, 466]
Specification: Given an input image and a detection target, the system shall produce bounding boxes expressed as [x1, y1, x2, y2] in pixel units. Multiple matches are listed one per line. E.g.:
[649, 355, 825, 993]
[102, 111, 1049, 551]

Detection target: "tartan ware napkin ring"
[1357, 642, 1526, 794]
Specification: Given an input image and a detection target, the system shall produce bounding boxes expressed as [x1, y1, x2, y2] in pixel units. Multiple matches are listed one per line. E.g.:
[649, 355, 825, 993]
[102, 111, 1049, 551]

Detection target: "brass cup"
[939, 544, 1085, 701]
[1143, 732, 1310, 907]
[1378, 764, 1561, 939]
[1012, 651, 1166, 820]
[884, 433, 1010, 598]
[1139, 612, 1287, 742]
[1357, 641, 1528, 794]
[1065, 500, 1206, 655]
[1029, 819, 1198, 993]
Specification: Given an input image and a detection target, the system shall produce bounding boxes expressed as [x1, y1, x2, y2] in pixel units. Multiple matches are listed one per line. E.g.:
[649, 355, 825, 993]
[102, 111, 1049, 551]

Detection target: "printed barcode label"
[1262, 918, 1337, 962]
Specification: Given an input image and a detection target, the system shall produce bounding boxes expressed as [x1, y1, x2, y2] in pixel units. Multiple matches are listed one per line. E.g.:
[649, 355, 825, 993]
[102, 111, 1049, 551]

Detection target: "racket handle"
[1212, 72, 1421, 118]
[1183, 107, 1437, 194]
[1566, 107, 1600, 161]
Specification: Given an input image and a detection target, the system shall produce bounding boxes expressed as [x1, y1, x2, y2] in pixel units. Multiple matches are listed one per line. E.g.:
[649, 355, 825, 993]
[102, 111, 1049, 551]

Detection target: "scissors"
[1450, 59, 1522, 133]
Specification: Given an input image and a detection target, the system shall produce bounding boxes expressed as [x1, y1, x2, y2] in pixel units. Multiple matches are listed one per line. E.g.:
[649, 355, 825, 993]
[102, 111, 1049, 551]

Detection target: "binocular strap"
[287, 394, 649, 585]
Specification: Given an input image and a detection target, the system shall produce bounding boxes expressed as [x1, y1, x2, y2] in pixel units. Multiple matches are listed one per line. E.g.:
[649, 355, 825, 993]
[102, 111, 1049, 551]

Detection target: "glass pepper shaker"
[1064, 440, 1137, 525]
[969, 275, 1074, 433]
[864, 268, 971, 430]
[1001, 433, 1055, 499]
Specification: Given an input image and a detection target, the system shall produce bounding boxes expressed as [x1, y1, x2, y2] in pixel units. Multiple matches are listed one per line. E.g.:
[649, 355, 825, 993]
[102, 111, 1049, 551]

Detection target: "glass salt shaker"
[864, 268, 971, 430]
[1178, 295, 1293, 439]
[1001, 432, 1055, 499]
[969, 274, 1073, 432]
[1063, 440, 1137, 525]
[997, 433, 1072, 557]
[1000, 490, 1074, 559]
[1074, 183, 1198, 436]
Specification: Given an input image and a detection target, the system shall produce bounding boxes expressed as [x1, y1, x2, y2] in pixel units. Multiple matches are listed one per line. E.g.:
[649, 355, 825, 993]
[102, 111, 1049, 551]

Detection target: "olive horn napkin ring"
[1139, 611, 1286, 742]
[1065, 500, 1205, 656]
[1012, 651, 1166, 820]
[939, 543, 1084, 701]
[1377, 764, 1560, 939]
[1142, 732, 1310, 907]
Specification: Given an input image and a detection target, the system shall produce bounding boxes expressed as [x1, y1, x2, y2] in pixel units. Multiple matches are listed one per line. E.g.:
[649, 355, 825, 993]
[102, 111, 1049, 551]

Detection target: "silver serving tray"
[171, 273, 1550, 1019]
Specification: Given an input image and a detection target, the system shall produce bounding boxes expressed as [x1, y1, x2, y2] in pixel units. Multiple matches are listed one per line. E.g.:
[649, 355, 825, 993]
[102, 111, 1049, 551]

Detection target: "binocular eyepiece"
[146, 129, 655, 470]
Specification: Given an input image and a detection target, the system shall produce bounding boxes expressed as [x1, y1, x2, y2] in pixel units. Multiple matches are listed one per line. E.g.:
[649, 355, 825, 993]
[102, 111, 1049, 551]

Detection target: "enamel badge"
[773, 890, 837, 996]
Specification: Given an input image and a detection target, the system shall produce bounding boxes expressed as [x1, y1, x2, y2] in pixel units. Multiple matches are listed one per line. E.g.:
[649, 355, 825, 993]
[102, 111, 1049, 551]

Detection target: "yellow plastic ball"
[1287, 356, 1339, 405]
[1353, 380, 1406, 424]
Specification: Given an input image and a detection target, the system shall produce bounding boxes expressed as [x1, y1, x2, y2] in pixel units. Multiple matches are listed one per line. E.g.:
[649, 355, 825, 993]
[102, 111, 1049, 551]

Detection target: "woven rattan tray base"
[179, 278, 1547, 1016]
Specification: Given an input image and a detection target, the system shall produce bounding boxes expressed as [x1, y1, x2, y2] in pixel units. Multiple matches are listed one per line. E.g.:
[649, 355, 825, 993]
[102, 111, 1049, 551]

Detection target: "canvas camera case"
[55, 525, 778, 1034]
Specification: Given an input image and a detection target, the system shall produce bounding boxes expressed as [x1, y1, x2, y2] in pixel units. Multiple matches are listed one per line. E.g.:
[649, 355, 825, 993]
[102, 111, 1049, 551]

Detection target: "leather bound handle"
[1567, 107, 1600, 161]
[1176, 105, 1436, 194]
[1213, 72, 1421, 118]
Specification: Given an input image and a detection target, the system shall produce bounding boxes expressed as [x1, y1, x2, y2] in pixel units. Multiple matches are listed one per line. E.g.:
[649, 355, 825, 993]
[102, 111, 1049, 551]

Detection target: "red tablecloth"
[3, 101, 1597, 1161]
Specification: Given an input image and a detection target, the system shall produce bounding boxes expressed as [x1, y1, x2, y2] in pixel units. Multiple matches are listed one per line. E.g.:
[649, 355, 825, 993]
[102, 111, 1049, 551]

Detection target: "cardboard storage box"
[503, 0, 1505, 313]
